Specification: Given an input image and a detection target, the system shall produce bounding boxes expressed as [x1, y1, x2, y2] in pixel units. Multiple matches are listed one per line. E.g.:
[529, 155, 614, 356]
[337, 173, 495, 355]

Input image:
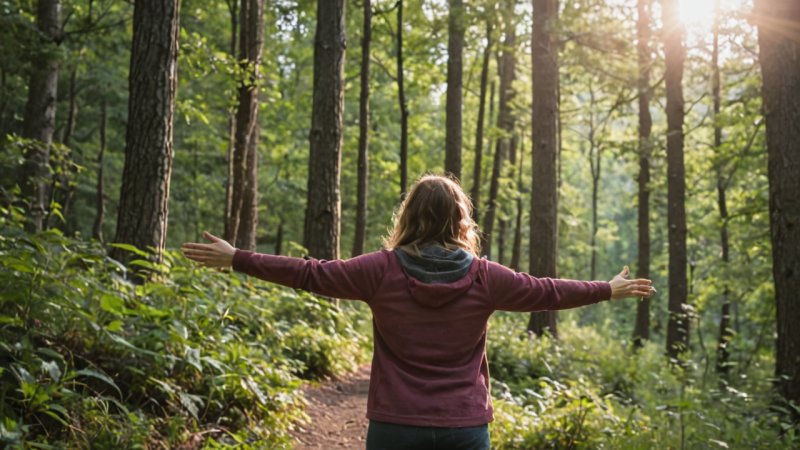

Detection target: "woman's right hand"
[609, 266, 655, 299]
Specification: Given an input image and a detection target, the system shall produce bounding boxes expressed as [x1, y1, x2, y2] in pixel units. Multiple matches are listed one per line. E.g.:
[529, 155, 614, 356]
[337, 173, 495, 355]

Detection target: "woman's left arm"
[182, 231, 388, 302]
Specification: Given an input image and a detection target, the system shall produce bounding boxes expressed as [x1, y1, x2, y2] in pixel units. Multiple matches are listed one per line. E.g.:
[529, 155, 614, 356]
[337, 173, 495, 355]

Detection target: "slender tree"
[397, 0, 409, 196]
[92, 97, 107, 243]
[510, 133, 525, 271]
[662, 0, 689, 360]
[470, 16, 494, 223]
[19, 0, 61, 232]
[711, 0, 733, 375]
[482, 7, 516, 259]
[755, 0, 800, 413]
[632, 0, 653, 350]
[303, 0, 345, 260]
[528, 0, 559, 337]
[444, 0, 465, 178]
[225, 0, 266, 251]
[110, 0, 180, 265]
[352, 0, 372, 257]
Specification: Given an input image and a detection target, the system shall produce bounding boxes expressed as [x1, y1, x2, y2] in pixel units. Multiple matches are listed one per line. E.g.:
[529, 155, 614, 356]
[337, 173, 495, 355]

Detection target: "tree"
[482, 4, 516, 261]
[397, 0, 409, 196]
[110, 0, 180, 265]
[303, 0, 345, 260]
[632, 0, 653, 350]
[92, 98, 107, 243]
[225, 0, 266, 251]
[444, 0, 465, 179]
[18, 0, 61, 232]
[662, 0, 689, 360]
[469, 14, 494, 224]
[755, 0, 800, 413]
[528, 0, 559, 337]
[352, 0, 372, 257]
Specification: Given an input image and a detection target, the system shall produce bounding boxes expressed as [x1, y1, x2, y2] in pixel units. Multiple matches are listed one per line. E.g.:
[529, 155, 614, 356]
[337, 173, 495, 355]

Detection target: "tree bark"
[352, 0, 371, 257]
[19, 0, 61, 232]
[755, 0, 800, 414]
[712, 0, 733, 376]
[528, 0, 559, 338]
[470, 18, 494, 225]
[223, 0, 238, 243]
[662, 0, 689, 360]
[110, 0, 180, 266]
[92, 98, 107, 243]
[303, 0, 345, 260]
[632, 0, 653, 350]
[225, 0, 265, 251]
[482, 11, 516, 259]
[511, 134, 524, 271]
[444, 0, 465, 179]
[397, 0, 409, 197]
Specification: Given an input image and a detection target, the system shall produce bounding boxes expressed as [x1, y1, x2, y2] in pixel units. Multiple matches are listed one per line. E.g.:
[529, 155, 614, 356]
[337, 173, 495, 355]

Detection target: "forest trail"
[291, 365, 371, 449]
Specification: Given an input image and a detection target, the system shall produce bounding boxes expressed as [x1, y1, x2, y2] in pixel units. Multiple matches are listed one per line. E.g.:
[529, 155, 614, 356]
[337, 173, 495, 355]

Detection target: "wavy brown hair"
[384, 174, 481, 257]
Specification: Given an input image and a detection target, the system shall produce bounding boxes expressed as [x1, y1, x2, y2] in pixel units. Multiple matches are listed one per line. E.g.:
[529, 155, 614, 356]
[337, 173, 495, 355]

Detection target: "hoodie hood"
[394, 245, 477, 308]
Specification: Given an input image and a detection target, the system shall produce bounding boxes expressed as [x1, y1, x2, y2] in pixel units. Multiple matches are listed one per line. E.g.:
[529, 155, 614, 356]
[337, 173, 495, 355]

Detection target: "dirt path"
[291, 365, 371, 449]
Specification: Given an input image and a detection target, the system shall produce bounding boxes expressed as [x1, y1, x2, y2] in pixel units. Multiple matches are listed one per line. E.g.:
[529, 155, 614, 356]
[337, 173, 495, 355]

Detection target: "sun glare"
[678, 0, 717, 27]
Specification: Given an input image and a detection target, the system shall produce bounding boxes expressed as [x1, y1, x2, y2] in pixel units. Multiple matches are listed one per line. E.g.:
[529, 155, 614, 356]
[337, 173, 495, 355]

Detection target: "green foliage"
[0, 209, 369, 448]
[487, 315, 798, 449]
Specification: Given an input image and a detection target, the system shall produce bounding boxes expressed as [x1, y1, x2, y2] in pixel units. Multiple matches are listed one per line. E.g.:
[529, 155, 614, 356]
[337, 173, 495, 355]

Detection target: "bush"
[0, 205, 370, 448]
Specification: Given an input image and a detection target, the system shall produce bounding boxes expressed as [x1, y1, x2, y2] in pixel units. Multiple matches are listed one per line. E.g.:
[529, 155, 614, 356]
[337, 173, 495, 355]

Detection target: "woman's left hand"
[181, 231, 236, 268]
[609, 266, 655, 299]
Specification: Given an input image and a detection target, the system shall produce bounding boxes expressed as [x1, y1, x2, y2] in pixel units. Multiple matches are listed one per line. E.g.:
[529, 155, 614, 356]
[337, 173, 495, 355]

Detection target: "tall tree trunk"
[92, 98, 107, 243]
[61, 66, 78, 147]
[632, 0, 653, 350]
[755, 0, 800, 414]
[236, 122, 260, 249]
[19, 0, 61, 232]
[482, 11, 516, 259]
[470, 18, 494, 224]
[397, 0, 409, 196]
[444, 0, 464, 179]
[352, 0, 371, 257]
[225, 0, 265, 251]
[528, 0, 559, 338]
[712, 0, 733, 376]
[223, 0, 238, 242]
[110, 0, 180, 267]
[663, 0, 689, 360]
[510, 134, 524, 271]
[303, 0, 345, 260]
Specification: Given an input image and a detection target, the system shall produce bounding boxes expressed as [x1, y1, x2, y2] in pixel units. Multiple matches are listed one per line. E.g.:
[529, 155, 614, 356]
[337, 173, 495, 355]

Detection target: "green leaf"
[74, 368, 121, 397]
[100, 294, 125, 314]
[105, 320, 124, 332]
[109, 243, 149, 258]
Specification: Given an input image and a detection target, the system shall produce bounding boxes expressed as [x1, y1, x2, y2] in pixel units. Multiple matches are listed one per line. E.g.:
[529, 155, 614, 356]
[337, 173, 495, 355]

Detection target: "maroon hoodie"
[232, 248, 611, 427]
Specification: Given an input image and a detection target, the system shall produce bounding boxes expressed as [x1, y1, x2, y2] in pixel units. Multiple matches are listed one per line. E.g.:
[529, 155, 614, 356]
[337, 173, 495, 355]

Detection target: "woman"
[181, 174, 653, 450]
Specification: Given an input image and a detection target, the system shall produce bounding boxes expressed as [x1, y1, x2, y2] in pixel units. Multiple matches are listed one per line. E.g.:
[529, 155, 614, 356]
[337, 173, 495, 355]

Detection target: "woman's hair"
[384, 174, 481, 257]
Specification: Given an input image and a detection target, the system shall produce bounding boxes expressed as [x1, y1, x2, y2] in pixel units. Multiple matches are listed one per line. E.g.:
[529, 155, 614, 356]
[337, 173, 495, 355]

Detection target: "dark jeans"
[366, 420, 490, 450]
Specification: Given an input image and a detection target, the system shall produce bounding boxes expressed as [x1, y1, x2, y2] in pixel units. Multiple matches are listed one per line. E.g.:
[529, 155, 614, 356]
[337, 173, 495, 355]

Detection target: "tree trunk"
[444, 0, 464, 179]
[662, 0, 689, 360]
[632, 0, 653, 350]
[303, 0, 345, 260]
[51, 64, 79, 232]
[352, 0, 371, 257]
[755, 0, 800, 414]
[223, 0, 238, 242]
[511, 134, 524, 271]
[225, 0, 265, 251]
[110, 0, 180, 266]
[92, 98, 107, 243]
[482, 12, 516, 259]
[712, 0, 733, 376]
[19, 0, 61, 232]
[528, 0, 559, 338]
[397, 0, 409, 197]
[470, 18, 494, 225]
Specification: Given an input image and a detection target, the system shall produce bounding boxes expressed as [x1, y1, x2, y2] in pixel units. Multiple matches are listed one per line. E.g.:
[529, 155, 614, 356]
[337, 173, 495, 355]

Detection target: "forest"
[1, 0, 799, 448]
